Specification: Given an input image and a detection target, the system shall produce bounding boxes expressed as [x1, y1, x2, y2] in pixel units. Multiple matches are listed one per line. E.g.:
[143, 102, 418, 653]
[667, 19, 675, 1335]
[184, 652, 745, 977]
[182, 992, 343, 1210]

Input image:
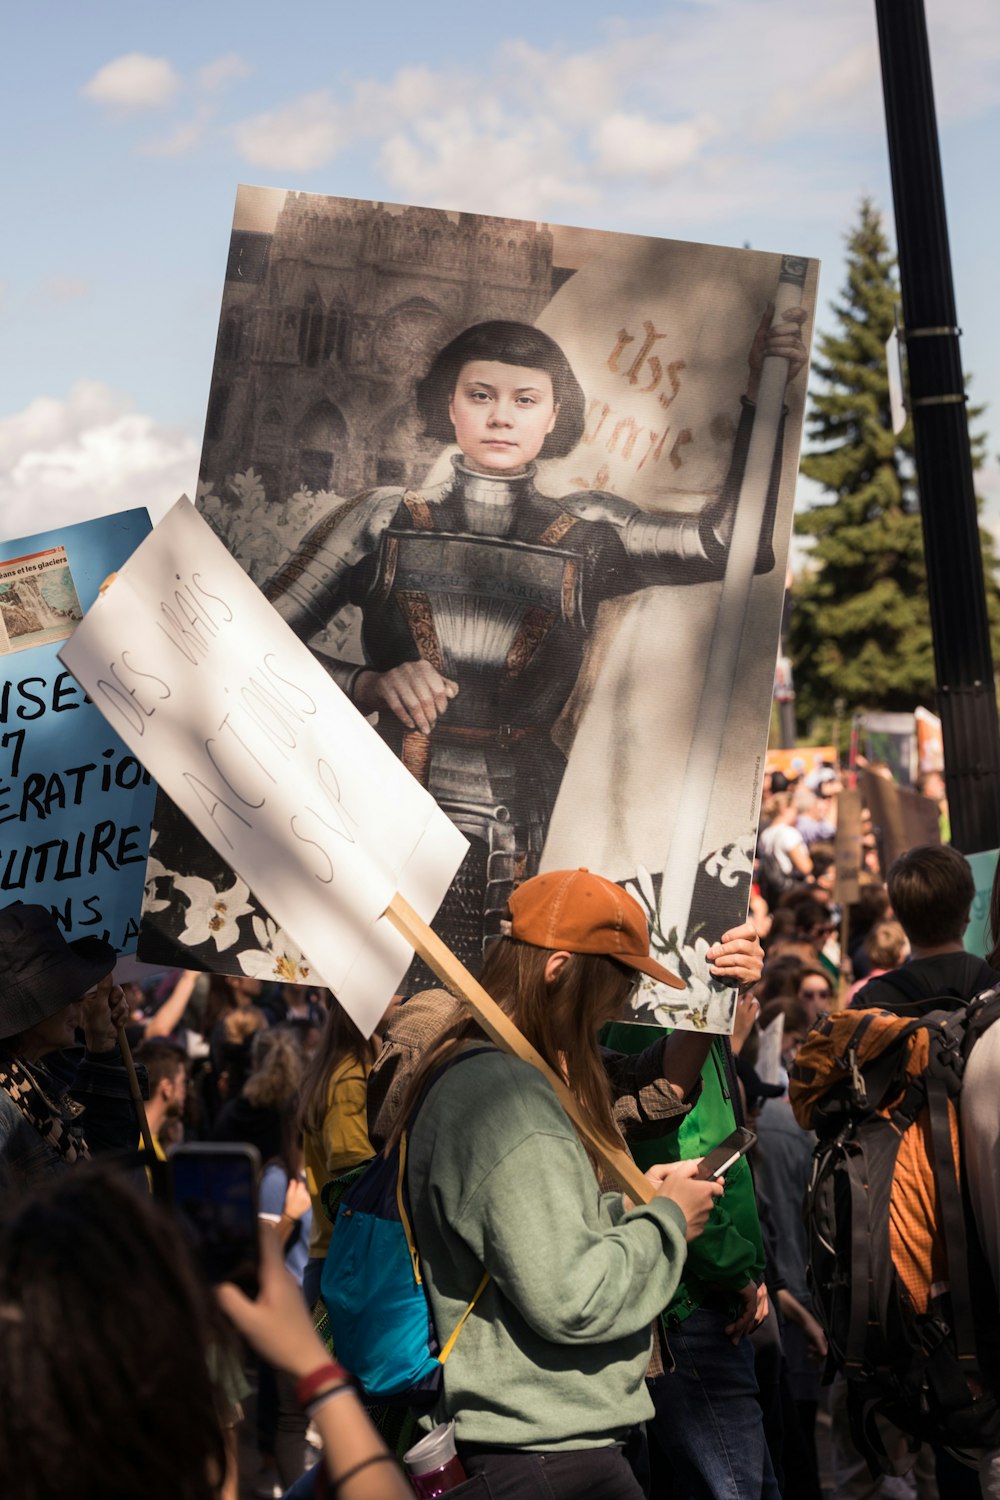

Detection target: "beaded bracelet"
[294, 1360, 351, 1408]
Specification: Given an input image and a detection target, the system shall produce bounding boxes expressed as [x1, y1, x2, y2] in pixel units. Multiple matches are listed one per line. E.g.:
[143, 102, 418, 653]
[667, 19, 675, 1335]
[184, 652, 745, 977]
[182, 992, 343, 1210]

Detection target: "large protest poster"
[141, 188, 818, 1032]
[0, 510, 155, 949]
[860, 767, 941, 875]
[60, 500, 466, 1036]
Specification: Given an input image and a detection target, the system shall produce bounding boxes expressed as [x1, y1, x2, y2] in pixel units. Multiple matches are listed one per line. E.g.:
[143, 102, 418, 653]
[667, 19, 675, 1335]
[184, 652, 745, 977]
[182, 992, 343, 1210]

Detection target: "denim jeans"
[460, 1444, 645, 1499]
[647, 1305, 777, 1499]
[281, 1461, 320, 1500]
[286, 1446, 643, 1500]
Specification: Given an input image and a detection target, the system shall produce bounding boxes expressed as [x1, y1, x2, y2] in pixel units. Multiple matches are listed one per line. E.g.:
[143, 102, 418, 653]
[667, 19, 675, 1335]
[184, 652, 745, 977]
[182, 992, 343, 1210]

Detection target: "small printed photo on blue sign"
[0, 545, 84, 654]
[0, 509, 155, 952]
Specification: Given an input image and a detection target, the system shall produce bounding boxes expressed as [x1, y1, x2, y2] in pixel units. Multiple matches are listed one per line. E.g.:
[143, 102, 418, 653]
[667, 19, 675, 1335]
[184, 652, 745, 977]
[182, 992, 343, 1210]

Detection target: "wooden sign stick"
[385, 893, 654, 1205]
[117, 1023, 155, 1156]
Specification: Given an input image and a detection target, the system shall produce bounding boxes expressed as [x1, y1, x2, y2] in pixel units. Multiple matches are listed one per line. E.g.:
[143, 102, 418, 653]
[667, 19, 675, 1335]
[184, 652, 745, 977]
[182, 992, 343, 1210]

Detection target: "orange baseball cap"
[508, 868, 685, 990]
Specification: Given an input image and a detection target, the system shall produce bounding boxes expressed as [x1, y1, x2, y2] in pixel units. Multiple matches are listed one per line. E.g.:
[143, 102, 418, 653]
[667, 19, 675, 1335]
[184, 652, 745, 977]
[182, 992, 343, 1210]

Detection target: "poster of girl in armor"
[140, 187, 817, 1033]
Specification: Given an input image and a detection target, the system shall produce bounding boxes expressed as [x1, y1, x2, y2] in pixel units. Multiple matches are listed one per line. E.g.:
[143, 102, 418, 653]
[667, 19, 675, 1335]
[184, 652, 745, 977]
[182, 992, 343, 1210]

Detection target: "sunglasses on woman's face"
[801, 986, 831, 1001]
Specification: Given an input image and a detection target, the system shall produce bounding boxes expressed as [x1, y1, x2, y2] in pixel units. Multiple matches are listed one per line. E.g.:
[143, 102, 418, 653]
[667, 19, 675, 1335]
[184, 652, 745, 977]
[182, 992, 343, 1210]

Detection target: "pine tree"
[789, 198, 1000, 735]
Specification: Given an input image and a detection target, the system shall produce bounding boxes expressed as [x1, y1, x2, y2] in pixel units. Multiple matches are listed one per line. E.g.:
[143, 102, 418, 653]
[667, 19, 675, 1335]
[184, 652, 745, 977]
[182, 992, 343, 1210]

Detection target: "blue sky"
[1, 0, 998, 543]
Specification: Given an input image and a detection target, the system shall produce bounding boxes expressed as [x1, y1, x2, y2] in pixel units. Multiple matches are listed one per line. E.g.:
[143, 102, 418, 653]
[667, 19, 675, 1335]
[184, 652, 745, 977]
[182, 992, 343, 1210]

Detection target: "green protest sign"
[965, 848, 999, 962]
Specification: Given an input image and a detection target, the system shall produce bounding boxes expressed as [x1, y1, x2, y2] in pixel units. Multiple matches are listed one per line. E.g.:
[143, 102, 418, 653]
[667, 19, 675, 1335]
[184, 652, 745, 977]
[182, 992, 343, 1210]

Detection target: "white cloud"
[592, 113, 721, 179]
[141, 109, 211, 159]
[197, 53, 251, 95]
[356, 66, 439, 122]
[378, 112, 595, 217]
[753, 42, 879, 143]
[82, 1, 1000, 229]
[140, 53, 251, 156]
[82, 53, 181, 111]
[224, 10, 887, 217]
[505, 41, 630, 129]
[231, 91, 343, 172]
[0, 382, 198, 542]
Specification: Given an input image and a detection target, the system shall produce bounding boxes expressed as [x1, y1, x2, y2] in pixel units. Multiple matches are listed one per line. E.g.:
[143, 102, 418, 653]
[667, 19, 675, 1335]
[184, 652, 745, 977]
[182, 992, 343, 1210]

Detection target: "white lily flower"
[174, 873, 254, 952]
[141, 855, 172, 916]
[236, 915, 312, 982]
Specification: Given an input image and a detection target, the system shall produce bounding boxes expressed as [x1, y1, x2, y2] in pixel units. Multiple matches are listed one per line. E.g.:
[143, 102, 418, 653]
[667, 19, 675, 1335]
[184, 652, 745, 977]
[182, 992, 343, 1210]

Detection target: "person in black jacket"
[850, 843, 996, 1500]
[851, 844, 1000, 1012]
[0, 903, 143, 1190]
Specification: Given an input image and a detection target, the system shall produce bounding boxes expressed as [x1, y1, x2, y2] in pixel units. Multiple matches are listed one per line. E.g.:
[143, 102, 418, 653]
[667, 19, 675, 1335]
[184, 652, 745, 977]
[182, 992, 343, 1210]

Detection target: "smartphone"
[169, 1142, 261, 1296]
[695, 1127, 757, 1180]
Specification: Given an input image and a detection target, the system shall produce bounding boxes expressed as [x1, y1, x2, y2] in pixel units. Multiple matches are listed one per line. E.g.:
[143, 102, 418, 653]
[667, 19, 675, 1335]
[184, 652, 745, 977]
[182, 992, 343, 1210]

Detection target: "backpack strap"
[400, 1045, 497, 1353]
[396, 1128, 423, 1286]
[845, 1150, 873, 1369]
[925, 1072, 977, 1368]
[438, 1269, 492, 1366]
[397, 1120, 492, 1363]
[875, 958, 1000, 1015]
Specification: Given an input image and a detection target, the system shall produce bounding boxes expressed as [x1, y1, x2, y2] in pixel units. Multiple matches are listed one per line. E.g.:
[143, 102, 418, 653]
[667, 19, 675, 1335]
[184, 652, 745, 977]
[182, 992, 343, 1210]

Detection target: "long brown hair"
[386, 937, 634, 1158]
[297, 998, 376, 1138]
[243, 1026, 303, 1110]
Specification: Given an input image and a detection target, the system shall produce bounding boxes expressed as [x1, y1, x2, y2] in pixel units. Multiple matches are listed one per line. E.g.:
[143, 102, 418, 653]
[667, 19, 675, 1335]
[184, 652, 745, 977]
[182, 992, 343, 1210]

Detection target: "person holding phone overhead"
[0, 902, 142, 1188]
[0, 1163, 412, 1500]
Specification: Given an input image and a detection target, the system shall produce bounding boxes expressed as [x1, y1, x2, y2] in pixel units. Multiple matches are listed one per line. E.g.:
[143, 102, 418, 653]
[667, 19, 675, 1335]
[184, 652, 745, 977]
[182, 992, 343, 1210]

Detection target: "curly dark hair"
[415, 320, 586, 458]
[0, 1164, 228, 1500]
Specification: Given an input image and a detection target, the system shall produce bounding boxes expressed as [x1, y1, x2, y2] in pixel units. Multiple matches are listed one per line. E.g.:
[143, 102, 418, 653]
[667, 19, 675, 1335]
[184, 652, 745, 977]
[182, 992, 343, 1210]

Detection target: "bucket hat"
[0, 903, 117, 1041]
[508, 868, 685, 990]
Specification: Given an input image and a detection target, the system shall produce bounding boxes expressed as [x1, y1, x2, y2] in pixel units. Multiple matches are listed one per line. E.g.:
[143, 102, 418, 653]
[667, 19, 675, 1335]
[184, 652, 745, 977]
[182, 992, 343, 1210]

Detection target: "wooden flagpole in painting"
[657, 255, 809, 953]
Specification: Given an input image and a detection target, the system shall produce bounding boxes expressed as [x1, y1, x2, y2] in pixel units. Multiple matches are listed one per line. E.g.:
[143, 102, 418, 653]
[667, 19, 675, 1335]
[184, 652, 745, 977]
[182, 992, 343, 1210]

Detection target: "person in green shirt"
[394, 868, 725, 1500]
[602, 1014, 774, 1499]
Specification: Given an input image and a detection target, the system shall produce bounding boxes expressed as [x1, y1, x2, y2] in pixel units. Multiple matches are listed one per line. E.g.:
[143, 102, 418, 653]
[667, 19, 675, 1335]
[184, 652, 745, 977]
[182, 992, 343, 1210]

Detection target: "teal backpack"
[321, 1048, 492, 1407]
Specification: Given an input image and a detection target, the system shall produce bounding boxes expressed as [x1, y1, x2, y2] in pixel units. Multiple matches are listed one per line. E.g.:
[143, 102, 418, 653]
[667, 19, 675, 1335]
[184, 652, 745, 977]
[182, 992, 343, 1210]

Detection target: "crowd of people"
[3, 750, 1000, 1500]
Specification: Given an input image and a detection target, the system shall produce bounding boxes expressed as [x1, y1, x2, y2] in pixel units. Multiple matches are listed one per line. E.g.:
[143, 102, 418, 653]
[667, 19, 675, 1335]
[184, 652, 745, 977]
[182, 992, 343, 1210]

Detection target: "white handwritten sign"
[59, 497, 467, 1035]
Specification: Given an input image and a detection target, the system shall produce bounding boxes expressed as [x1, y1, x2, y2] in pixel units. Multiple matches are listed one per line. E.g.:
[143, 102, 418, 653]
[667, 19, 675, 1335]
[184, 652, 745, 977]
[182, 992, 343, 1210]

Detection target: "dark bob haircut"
[416, 320, 586, 459]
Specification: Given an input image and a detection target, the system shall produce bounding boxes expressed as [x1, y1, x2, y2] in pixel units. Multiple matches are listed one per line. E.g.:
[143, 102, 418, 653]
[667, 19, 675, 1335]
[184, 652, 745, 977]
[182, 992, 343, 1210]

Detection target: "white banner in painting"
[59, 497, 467, 1035]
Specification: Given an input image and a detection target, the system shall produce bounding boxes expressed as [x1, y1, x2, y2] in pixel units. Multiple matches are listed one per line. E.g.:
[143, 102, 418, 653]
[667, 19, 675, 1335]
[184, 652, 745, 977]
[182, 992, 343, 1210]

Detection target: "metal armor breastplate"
[363, 527, 585, 728]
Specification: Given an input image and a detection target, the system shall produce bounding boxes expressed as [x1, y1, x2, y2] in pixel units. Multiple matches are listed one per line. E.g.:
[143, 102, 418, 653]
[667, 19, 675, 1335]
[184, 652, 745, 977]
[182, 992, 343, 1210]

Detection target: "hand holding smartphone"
[169, 1142, 262, 1297]
[694, 1127, 756, 1181]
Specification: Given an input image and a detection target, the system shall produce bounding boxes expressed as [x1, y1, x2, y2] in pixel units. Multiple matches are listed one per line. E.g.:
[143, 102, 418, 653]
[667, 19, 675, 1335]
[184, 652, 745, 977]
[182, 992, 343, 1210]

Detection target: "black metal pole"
[874, 0, 1000, 854]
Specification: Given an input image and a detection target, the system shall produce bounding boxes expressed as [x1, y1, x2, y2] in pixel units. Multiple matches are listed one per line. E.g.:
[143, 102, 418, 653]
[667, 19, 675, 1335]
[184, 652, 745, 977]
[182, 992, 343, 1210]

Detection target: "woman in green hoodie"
[392, 868, 724, 1500]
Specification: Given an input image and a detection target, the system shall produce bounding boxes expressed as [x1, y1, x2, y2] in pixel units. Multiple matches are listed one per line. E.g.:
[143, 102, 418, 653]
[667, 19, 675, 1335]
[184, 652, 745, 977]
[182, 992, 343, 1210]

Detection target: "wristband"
[295, 1361, 351, 1408]
[304, 1383, 356, 1421]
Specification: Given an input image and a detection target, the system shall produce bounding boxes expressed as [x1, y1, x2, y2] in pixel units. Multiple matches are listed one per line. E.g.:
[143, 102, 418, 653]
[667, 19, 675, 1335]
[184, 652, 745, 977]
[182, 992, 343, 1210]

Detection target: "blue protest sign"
[0, 509, 155, 950]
